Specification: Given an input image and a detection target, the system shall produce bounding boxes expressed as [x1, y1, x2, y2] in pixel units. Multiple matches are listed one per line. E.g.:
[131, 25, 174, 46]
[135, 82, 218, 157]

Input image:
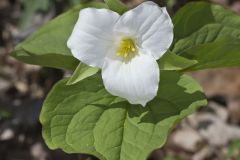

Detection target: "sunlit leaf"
[67, 63, 99, 85]
[172, 1, 240, 71]
[159, 51, 197, 71]
[12, 2, 107, 70]
[40, 71, 207, 160]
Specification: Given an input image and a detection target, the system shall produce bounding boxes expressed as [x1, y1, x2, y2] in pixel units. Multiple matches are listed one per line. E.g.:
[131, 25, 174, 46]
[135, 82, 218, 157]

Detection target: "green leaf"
[40, 71, 207, 160]
[177, 37, 240, 71]
[159, 51, 197, 71]
[104, 0, 128, 14]
[173, 24, 240, 54]
[12, 2, 107, 70]
[173, 1, 240, 40]
[172, 23, 240, 71]
[172, 2, 240, 71]
[173, 2, 214, 40]
[67, 63, 99, 85]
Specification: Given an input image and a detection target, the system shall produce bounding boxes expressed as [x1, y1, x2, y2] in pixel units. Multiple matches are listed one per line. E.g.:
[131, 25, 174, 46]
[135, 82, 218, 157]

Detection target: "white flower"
[67, 1, 173, 106]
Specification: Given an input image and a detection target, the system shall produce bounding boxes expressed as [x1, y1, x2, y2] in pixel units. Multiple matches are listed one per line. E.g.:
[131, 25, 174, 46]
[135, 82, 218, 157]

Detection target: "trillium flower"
[67, 1, 173, 106]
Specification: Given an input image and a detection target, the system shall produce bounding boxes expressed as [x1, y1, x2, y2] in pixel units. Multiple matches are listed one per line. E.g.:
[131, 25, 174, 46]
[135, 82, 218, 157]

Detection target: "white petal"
[114, 1, 173, 60]
[102, 52, 159, 106]
[67, 8, 120, 68]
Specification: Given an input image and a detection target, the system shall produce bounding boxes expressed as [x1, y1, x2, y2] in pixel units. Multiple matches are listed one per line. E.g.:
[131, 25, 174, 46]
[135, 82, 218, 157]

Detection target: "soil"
[1, 0, 240, 160]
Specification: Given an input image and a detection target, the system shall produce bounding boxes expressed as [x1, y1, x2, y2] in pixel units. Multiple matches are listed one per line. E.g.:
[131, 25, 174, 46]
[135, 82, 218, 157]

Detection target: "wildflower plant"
[11, 0, 240, 160]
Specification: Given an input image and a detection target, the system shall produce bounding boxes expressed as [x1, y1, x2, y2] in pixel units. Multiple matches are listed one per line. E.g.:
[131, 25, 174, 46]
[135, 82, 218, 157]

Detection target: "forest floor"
[1, 0, 240, 160]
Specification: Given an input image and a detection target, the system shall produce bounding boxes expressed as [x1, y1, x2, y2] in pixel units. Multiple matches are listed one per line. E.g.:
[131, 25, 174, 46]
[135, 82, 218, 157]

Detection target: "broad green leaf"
[173, 24, 240, 54]
[40, 71, 207, 160]
[177, 37, 240, 71]
[172, 2, 240, 71]
[67, 63, 99, 85]
[40, 74, 108, 152]
[173, 2, 214, 40]
[104, 0, 128, 14]
[11, 2, 107, 70]
[159, 51, 197, 71]
[172, 24, 240, 71]
[173, 1, 240, 40]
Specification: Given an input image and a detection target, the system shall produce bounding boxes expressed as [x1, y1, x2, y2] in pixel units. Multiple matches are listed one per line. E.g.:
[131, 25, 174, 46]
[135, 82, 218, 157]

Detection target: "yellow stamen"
[117, 38, 138, 59]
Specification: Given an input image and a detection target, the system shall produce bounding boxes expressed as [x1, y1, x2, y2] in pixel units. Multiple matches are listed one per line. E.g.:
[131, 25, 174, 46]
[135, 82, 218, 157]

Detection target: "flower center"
[117, 38, 138, 58]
